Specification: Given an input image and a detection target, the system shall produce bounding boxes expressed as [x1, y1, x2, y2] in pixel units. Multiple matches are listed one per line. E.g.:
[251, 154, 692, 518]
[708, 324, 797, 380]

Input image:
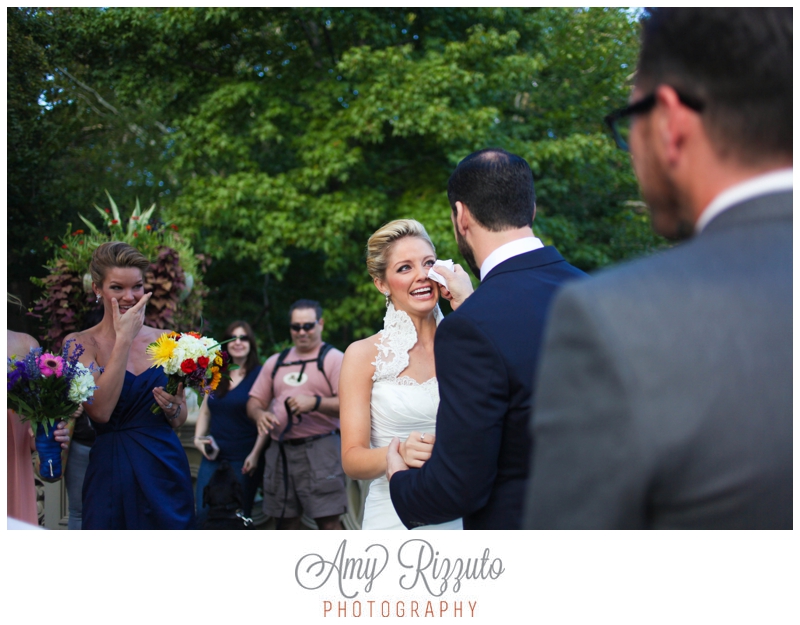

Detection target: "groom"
[386, 148, 586, 529]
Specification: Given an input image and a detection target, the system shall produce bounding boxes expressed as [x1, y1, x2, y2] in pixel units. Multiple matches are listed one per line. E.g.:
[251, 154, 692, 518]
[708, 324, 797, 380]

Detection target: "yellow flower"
[210, 370, 222, 390]
[146, 334, 179, 368]
[214, 354, 223, 366]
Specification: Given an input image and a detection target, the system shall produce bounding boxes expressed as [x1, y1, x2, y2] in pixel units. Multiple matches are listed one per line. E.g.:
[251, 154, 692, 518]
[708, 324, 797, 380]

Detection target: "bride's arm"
[340, 339, 387, 480]
[340, 338, 434, 479]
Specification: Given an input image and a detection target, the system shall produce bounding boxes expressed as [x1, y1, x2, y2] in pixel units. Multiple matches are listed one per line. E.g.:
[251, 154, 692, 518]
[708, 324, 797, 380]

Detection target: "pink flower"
[38, 354, 65, 377]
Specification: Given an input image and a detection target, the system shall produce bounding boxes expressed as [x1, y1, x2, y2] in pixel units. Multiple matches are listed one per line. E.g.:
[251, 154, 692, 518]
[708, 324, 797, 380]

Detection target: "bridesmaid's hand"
[54, 420, 71, 450]
[399, 430, 435, 468]
[153, 382, 185, 420]
[112, 293, 151, 343]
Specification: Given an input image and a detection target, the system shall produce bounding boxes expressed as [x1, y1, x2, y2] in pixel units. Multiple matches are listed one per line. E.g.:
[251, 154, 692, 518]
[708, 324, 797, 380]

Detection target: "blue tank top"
[208, 365, 261, 461]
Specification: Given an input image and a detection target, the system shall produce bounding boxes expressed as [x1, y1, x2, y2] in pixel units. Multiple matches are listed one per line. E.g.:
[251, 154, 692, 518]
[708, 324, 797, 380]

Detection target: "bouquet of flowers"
[7, 339, 100, 481]
[146, 331, 232, 412]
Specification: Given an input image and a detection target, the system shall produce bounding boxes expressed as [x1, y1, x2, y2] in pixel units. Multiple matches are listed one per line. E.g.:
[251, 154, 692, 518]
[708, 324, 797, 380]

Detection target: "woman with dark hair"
[64, 241, 195, 529]
[193, 320, 266, 526]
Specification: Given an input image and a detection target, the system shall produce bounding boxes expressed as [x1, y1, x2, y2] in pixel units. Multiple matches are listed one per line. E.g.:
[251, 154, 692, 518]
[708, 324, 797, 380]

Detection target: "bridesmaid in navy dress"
[65, 241, 195, 529]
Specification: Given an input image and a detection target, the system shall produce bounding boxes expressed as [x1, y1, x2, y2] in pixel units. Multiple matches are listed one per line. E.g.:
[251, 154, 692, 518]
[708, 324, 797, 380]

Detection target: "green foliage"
[8, 7, 666, 352]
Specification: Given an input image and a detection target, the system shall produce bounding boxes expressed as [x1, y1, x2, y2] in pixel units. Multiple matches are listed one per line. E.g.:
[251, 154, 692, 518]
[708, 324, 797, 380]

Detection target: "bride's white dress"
[361, 302, 463, 530]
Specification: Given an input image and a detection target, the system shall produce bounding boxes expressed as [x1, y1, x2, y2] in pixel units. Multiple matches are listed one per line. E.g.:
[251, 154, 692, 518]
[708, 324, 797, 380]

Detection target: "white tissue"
[427, 259, 454, 288]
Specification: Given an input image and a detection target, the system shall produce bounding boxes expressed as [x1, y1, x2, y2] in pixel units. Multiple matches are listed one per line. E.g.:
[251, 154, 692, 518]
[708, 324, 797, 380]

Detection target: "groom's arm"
[389, 313, 508, 527]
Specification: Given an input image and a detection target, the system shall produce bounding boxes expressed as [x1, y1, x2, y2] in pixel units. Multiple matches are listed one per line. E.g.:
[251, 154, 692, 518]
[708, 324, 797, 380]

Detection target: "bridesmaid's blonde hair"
[365, 219, 435, 282]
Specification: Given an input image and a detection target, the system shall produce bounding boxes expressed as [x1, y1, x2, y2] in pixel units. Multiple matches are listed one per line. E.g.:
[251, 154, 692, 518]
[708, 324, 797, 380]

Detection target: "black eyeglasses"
[290, 321, 317, 332]
[604, 89, 704, 151]
[230, 335, 250, 342]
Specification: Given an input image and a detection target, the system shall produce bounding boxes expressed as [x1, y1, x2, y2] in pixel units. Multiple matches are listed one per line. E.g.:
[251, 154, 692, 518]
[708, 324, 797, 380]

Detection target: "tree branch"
[56, 67, 119, 115]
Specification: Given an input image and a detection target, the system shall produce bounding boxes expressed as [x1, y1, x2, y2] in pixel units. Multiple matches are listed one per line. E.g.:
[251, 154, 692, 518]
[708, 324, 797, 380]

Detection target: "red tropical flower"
[170, 224, 179, 231]
[133, 232, 138, 237]
[180, 359, 197, 374]
[104, 208, 110, 213]
[111, 219, 119, 225]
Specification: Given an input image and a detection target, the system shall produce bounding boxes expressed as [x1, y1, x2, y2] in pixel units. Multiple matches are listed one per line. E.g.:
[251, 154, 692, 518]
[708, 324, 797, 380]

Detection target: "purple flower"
[7, 362, 23, 391]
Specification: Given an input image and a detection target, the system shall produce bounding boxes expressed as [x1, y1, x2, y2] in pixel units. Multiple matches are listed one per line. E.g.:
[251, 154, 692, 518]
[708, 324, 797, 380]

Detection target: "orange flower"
[210, 370, 222, 389]
[145, 225, 152, 231]
[186, 331, 202, 339]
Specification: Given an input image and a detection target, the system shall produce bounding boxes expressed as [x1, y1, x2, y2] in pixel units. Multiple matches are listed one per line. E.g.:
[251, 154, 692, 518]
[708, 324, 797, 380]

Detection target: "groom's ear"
[453, 201, 470, 236]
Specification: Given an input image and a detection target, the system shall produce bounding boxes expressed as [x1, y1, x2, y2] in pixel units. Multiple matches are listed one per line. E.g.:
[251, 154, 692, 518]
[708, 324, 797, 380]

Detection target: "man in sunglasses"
[524, 8, 792, 529]
[247, 299, 346, 530]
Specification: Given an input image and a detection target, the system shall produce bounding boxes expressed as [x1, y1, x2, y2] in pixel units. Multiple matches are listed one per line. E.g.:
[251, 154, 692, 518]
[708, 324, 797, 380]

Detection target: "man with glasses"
[524, 8, 792, 529]
[247, 299, 346, 529]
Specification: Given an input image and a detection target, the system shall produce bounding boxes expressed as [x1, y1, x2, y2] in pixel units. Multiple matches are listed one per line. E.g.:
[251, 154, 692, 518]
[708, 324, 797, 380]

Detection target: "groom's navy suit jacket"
[389, 246, 586, 529]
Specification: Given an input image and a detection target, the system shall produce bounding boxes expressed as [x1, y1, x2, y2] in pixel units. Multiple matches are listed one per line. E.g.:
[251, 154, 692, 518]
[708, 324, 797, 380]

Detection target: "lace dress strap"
[372, 302, 443, 383]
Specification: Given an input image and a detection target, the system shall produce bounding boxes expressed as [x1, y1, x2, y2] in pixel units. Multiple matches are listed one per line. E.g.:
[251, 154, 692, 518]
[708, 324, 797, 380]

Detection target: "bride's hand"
[399, 431, 436, 468]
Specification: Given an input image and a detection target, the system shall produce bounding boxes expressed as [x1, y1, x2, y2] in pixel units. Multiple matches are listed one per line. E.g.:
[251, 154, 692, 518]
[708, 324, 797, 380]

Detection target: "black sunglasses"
[604, 89, 705, 151]
[230, 334, 250, 342]
[290, 321, 317, 332]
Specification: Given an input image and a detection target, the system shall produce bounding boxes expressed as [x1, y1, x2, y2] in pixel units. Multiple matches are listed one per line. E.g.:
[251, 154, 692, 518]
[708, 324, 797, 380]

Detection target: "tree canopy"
[7, 7, 663, 352]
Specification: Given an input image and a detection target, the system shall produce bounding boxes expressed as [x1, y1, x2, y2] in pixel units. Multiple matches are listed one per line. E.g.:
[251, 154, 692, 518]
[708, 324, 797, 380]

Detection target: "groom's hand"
[386, 437, 410, 481]
[434, 264, 474, 311]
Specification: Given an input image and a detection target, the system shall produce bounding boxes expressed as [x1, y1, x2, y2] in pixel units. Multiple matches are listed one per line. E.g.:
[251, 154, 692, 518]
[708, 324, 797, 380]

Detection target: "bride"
[340, 219, 469, 530]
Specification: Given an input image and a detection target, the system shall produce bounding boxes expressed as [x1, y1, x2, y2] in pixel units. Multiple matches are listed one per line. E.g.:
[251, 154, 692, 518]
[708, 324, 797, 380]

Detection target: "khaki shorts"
[262, 432, 347, 520]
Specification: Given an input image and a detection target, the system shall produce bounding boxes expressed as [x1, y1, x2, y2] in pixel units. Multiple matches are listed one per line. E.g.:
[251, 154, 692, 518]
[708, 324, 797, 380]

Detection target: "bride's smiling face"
[376, 236, 438, 316]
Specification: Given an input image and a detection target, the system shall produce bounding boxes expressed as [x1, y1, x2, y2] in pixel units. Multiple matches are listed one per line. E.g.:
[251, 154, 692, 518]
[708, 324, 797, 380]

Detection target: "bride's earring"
[95, 294, 101, 303]
[384, 292, 390, 308]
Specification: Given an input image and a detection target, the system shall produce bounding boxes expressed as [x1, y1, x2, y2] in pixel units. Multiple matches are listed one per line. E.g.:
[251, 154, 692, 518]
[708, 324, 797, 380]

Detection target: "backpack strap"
[270, 343, 336, 396]
[270, 347, 292, 381]
[316, 342, 335, 395]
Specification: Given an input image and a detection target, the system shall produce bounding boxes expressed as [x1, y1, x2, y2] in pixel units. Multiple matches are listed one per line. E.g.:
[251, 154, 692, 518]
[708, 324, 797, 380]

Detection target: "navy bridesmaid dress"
[82, 368, 196, 529]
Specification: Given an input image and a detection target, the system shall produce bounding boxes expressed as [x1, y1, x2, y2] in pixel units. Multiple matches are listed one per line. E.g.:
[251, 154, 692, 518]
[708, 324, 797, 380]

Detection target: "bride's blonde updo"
[366, 219, 436, 282]
[90, 241, 151, 287]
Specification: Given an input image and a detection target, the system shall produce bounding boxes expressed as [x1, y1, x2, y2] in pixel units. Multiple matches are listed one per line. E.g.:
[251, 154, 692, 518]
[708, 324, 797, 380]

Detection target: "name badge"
[283, 371, 308, 387]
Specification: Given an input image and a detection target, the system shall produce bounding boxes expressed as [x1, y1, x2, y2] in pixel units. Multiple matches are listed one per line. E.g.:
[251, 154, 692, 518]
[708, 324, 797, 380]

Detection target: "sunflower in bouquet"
[146, 331, 233, 412]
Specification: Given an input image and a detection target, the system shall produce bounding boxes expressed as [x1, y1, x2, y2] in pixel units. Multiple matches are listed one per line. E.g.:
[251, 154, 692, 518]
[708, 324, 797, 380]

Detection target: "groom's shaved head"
[447, 148, 536, 232]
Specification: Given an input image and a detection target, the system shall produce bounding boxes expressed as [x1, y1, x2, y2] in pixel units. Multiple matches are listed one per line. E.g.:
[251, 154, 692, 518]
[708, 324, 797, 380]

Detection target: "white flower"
[68, 364, 97, 403]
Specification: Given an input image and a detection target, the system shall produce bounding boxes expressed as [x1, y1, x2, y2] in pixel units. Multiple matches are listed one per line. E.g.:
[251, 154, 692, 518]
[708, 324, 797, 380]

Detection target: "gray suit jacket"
[524, 191, 792, 529]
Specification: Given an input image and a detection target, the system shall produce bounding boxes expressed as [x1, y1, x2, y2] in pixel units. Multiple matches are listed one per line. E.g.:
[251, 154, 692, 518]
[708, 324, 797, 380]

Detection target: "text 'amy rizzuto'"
[295, 538, 505, 599]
